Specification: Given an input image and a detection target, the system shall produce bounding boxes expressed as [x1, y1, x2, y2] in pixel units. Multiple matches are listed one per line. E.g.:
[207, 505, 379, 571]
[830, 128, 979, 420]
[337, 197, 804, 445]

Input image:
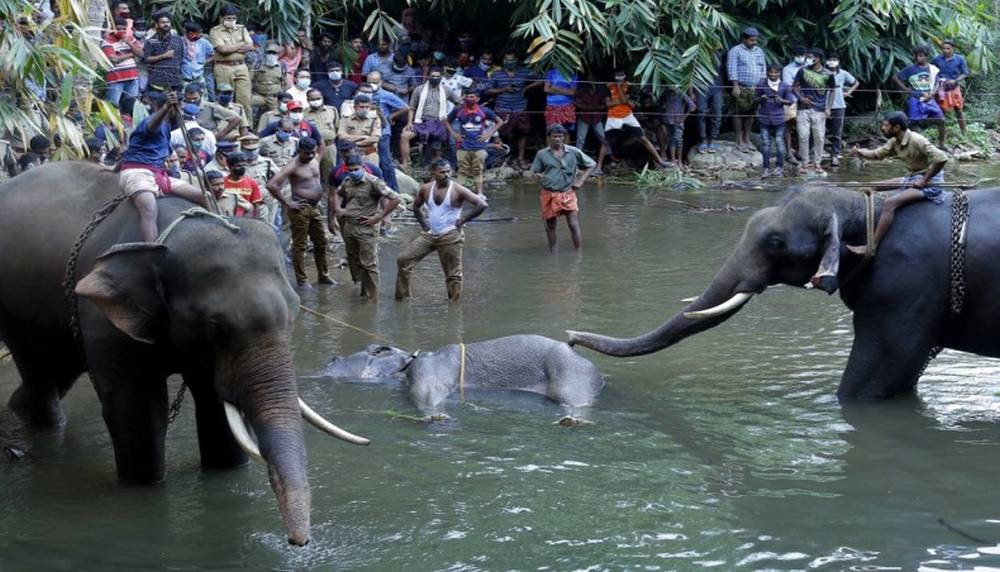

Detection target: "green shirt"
[859, 130, 948, 175]
[530, 145, 596, 192]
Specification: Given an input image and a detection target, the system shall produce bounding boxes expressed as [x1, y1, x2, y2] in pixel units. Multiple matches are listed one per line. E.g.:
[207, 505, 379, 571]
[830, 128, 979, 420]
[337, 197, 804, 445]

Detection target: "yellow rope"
[298, 304, 399, 347]
[459, 342, 466, 402]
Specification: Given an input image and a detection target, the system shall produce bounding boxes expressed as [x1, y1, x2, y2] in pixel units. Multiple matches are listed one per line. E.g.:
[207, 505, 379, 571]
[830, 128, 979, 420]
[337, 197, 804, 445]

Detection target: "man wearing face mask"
[782, 46, 807, 165]
[792, 48, 836, 176]
[204, 139, 237, 176]
[179, 128, 210, 171]
[364, 72, 409, 192]
[382, 54, 419, 97]
[252, 43, 287, 118]
[337, 94, 382, 165]
[201, 82, 250, 137]
[101, 17, 142, 110]
[210, 6, 255, 120]
[446, 86, 503, 195]
[313, 61, 358, 110]
[260, 118, 299, 168]
[395, 158, 488, 302]
[257, 92, 294, 132]
[304, 88, 340, 184]
[222, 152, 263, 217]
[181, 21, 214, 92]
[464, 50, 495, 101]
[487, 50, 543, 168]
[825, 53, 857, 167]
[240, 133, 279, 223]
[362, 39, 395, 78]
[267, 138, 336, 287]
[170, 102, 219, 157]
[259, 100, 326, 160]
[331, 153, 401, 300]
[404, 66, 460, 168]
[287, 68, 313, 106]
[142, 10, 185, 92]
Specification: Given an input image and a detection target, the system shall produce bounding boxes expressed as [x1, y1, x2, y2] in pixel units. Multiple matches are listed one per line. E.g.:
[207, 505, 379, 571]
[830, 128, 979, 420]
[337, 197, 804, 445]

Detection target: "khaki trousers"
[456, 149, 486, 191]
[214, 63, 252, 123]
[288, 204, 329, 283]
[395, 229, 464, 301]
[343, 220, 380, 299]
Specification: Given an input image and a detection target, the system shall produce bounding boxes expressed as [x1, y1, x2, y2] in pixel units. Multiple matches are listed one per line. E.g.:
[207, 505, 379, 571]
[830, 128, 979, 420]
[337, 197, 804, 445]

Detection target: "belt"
[292, 194, 321, 206]
[215, 60, 246, 66]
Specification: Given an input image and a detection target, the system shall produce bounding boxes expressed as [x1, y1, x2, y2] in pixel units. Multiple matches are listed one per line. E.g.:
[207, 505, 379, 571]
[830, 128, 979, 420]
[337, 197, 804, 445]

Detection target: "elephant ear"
[74, 243, 168, 344]
[810, 212, 842, 295]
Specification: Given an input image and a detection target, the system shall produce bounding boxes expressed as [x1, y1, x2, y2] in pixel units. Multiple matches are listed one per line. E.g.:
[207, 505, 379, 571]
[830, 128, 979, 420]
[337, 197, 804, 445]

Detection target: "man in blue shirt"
[446, 87, 504, 195]
[463, 50, 494, 101]
[893, 44, 946, 148]
[119, 90, 206, 242]
[931, 39, 969, 137]
[361, 38, 394, 78]
[366, 72, 411, 192]
[726, 27, 767, 152]
[181, 21, 214, 91]
[486, 50, 542, 168]
[313, 61, 358, 110]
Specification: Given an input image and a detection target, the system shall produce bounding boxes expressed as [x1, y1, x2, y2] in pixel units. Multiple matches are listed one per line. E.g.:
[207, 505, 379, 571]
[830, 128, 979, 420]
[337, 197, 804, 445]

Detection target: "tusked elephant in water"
[323, 335, 606, 421]
[569, 186, 1000, 400]
[0, 162, 369, 546]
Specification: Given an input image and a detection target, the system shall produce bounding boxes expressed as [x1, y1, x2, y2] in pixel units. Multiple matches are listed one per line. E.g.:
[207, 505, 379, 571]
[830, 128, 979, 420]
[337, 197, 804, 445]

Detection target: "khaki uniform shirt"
[253, 63, 285, 97]
[304, 106, 339, 144]
[245, 155, 278, 189]
[257, 110, 284, 132]
[337, 114, 381, 151]
[198, 101, 250, 131]
[337, 173, 400, 221]
[859, 130, 949, 175]
[209, 24, 252, 64]
[259, 135, 299, 168]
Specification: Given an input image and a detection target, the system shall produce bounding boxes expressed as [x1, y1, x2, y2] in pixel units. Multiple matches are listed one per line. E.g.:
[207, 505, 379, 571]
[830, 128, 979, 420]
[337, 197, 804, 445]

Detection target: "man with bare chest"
[265, 137, 334, 287]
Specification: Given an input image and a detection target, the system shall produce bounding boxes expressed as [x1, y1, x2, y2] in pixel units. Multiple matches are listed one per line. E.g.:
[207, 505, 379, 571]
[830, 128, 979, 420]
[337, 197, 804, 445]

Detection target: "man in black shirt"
[143, 9, 184, 91]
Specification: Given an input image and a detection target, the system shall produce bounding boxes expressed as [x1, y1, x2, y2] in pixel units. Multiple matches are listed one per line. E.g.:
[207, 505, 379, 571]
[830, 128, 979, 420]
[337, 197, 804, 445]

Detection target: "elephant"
[322, 335, 606, 420]
[0, 162, 368, 546]
[568, 186, 1000, 400]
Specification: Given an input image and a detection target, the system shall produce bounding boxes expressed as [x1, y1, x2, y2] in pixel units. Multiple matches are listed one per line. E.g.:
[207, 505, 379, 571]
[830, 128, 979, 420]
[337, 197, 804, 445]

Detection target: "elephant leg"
[184, 370, 248, 470]
[3, 316, 83, 427]
[837, 311, 941, 400]
[87, 342, 170, 484]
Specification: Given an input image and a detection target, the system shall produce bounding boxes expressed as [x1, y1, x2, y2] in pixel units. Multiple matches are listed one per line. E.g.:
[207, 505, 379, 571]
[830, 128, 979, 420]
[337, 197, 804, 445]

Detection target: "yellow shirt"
[859, 130, 948, 175]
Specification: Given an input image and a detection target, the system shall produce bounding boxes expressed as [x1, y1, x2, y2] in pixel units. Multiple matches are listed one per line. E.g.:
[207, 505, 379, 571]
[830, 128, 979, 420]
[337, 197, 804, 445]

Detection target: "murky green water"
[3, 162, 1000, 570]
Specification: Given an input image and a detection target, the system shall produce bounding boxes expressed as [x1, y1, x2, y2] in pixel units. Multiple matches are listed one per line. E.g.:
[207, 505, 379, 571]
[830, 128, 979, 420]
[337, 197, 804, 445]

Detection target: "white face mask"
[296, 78, 310, 90]
[794, 56, 806, 65]
[308, 99, 323, 109]
[805, 57, 816, 66]
[289, 112, 304, 122]
[826, 60, 839, 69]
[223, 19, 236, 29]
[329, 71, 342, 82]
[265, 54, 278, 66]
[355, 109, 370, 119]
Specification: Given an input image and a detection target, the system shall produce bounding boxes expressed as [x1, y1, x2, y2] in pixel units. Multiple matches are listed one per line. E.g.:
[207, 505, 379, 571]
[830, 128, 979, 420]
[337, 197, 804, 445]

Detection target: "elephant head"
[324, 345, 412, 380]
[568, 187, 871, 356]
[73, 220, 367, 546]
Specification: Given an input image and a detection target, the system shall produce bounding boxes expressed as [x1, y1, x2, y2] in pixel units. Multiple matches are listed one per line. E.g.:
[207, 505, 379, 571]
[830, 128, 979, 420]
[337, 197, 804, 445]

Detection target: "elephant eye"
[764, 234, 786, 252]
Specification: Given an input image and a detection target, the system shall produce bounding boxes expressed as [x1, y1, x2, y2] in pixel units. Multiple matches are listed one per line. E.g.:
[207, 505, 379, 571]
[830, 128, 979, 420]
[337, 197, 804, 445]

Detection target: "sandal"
[707, 143, 718, 154]
[698, 143, 709, 154]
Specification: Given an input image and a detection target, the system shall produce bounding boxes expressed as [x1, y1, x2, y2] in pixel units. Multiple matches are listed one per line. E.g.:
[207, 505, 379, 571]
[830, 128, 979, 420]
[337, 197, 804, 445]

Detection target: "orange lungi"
[540, 188, 579, 219]
[937, 86, 965, 111]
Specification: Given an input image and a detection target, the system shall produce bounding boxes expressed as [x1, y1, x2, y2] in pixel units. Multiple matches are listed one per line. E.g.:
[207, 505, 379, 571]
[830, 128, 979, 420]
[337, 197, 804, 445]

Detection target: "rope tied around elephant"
[839, 187, 878, 288]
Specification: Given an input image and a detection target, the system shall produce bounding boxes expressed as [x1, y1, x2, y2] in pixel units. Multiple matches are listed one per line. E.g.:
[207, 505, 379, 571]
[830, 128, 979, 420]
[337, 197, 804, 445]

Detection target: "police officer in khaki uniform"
[257, 93, 293, 132]
[252, 42, 286, 118]
[331, 153, 401, 301]
[205, 139, 238, 176]
[209, 6, 254, 118]
[304, 88, 339, 184]
[337, 94, 381, 166]
[199, 82, 250, 139]
[259, 118, 300, 169]
[240, 133, 280, 223]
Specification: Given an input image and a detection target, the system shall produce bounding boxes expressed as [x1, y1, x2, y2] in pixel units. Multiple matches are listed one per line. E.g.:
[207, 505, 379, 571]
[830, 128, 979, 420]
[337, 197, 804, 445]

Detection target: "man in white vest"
[401, 65, 460, 168]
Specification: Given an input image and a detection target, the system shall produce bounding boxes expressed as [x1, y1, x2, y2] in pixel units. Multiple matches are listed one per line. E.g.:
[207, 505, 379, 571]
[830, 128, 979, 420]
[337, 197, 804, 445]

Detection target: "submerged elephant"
[0, 162, 368, 546]
[323, 335, 606, 419]
[569, 186, 1000, 399]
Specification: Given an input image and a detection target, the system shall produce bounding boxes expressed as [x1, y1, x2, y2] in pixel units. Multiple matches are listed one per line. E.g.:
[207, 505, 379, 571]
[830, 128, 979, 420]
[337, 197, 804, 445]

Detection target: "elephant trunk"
[221, 334, 311, 546]
[568, 252, 761, 357]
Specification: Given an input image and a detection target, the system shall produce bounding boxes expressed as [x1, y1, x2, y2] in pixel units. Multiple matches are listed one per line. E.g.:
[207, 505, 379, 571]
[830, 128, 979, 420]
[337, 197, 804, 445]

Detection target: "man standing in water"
[265, 137, 335, 288]
[331, 153, 401, 301]
[845, 111, 948, 256]
[395, 158, 488, 302]
[530, 124, 595, 252]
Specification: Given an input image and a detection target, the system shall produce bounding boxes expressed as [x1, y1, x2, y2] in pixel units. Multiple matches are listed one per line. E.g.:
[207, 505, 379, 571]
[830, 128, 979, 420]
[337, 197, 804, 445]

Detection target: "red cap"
[286, 100, 304, 111]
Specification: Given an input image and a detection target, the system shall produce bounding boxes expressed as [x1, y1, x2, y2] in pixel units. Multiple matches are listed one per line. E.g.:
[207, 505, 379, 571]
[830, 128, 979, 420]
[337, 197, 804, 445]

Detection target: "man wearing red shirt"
[223, 152, 262, 217]
[101, 17, 143, 110]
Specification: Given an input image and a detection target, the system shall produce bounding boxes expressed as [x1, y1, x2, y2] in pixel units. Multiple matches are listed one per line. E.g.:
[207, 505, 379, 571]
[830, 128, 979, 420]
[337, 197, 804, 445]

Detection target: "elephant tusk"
[299, 399, 371, 446]
[223, 402, 265, 463]
[683, 292, 754, 320]
[680, 296, 699, 303]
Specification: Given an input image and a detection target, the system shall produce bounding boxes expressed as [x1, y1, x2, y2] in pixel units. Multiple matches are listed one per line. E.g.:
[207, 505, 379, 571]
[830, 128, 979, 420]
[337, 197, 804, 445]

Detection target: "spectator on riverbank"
[931, 40, 969, 139]
[894, 44, 947, 148]
[756, 64, 795, 177]
[726, 27, 767, 153]
[826, 53, 857, 167]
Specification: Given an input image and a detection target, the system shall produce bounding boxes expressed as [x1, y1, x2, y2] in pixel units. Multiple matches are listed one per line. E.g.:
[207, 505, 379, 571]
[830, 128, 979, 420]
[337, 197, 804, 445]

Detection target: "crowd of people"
[1, 4, 972, 301]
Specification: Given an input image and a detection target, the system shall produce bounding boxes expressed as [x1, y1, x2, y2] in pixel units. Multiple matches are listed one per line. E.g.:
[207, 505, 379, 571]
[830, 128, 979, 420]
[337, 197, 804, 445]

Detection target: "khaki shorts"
[457, 149, 486, 182]
[784, 101, 798, 122]
[119, 168, 184, 198]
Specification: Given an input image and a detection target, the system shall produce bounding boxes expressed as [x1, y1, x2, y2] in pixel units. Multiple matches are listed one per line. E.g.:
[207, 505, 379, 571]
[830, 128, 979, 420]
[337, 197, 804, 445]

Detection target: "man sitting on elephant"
[846, 111, 948, 255]
[119, 89, 207, 242]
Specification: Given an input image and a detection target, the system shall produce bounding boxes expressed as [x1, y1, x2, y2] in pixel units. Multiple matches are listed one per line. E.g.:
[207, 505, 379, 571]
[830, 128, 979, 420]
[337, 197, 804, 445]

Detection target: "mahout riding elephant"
[569, 186, 1000, 399]
[323, 335, 606, 420]
[0, 162, 368, 546]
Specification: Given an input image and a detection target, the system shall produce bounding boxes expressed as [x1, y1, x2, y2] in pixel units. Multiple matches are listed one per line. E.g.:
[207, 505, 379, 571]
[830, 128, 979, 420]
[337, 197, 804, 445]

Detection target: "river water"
[3, 163, 1000, 570]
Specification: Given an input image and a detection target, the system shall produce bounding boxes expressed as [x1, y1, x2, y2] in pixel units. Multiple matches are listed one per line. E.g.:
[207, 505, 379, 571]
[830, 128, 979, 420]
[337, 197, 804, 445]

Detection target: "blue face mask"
[276, 131, 290, 142]
[348, 168, 365, 181]
[252, 33, 268, 45]
[217, 94, 233, 105]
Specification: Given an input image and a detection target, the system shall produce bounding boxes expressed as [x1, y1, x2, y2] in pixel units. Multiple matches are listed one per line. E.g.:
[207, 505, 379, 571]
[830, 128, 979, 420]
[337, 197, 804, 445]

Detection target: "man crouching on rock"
[119, 89, 207, 242]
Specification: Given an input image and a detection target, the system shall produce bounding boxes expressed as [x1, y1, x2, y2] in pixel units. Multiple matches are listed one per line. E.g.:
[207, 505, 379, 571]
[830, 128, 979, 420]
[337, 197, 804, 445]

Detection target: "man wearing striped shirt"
[101, 17, 143, 110]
